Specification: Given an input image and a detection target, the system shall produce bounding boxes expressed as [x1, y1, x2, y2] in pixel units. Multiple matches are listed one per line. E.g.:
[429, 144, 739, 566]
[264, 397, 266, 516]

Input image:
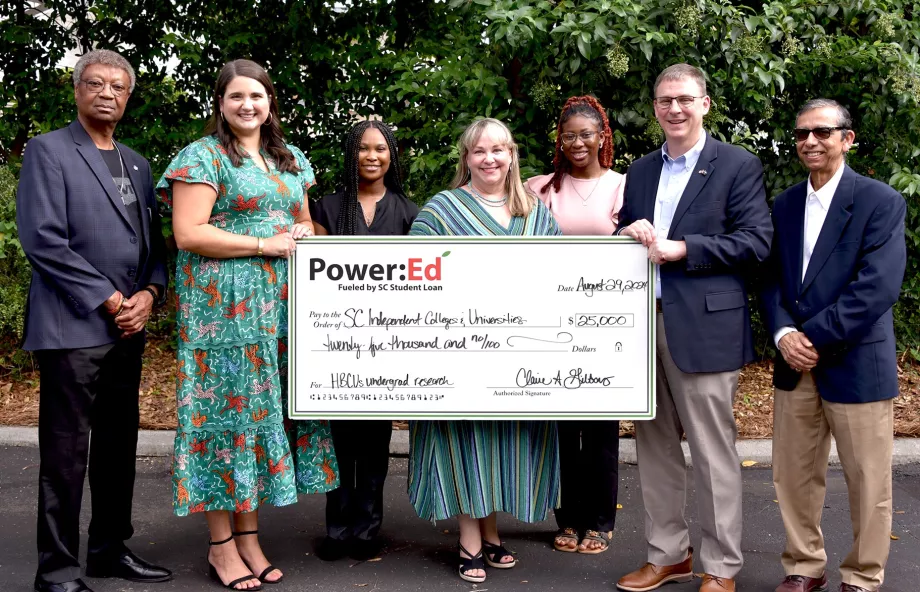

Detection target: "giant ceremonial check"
[288, 237, 655, 420]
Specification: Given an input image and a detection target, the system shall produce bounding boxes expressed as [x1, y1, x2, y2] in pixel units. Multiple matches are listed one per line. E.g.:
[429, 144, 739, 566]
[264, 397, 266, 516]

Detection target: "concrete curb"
[2, 426, 918, 466]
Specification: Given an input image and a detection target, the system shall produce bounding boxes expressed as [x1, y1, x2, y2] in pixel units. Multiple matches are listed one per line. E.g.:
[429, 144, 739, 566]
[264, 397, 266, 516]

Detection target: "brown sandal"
[577, 530, 612, 554]
[553, 527, 579, 552]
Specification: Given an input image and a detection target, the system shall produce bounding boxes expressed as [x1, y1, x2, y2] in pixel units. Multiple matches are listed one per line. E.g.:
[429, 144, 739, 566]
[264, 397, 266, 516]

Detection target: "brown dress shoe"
[616, 548, 693, 591]
[776, 574, 829, 592]
[839, 585, 871, 592]
[700, 575, 736, 592]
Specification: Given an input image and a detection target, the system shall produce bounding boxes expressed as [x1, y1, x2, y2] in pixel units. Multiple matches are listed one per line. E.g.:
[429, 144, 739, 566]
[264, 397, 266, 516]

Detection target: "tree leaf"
[639, 39, 653, 62]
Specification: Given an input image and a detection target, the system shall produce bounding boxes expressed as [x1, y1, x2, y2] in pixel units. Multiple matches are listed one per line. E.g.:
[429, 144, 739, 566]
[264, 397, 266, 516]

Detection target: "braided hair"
[540, 95, 614, 195]
[337, 120, 407, 236]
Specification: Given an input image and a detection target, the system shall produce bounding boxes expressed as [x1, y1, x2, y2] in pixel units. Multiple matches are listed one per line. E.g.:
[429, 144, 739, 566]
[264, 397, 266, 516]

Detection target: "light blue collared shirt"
[653, 133, 707, 298]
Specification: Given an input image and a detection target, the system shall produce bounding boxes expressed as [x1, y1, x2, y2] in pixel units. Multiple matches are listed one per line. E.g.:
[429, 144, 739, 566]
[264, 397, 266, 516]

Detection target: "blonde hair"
[450, 118, 536, 217]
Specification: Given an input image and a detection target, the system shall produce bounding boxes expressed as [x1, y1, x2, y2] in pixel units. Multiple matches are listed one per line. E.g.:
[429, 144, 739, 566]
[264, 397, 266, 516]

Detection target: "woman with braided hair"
[307, 120, 418, 562]
[525, 95, 625, 235]
[526, 95, 624, 556]
[311, 120, 418, 236]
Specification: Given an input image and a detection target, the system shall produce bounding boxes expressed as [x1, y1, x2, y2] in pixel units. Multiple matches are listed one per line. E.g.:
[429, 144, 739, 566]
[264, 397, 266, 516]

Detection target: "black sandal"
[482, 540, 517, 569]
[207, 535, 263, 591]
[458, 541, 486, 583]
[232, 530, 283, 584]
[577, 529, 612, 555]
[553, 527, 580, 552]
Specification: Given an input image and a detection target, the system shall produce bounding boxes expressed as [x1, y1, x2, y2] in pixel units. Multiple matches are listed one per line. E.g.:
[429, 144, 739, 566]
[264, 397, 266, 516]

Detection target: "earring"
[220, 112, 225, 121]
[263, 112, 273, 126]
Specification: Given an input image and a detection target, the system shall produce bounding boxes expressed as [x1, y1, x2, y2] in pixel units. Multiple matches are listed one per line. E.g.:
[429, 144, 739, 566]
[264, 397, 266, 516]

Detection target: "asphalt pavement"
[2, 446, 918, 592]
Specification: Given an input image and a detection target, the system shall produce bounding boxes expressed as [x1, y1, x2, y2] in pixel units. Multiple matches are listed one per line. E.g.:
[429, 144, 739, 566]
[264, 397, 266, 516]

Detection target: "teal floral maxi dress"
[157, 136, 339, 516]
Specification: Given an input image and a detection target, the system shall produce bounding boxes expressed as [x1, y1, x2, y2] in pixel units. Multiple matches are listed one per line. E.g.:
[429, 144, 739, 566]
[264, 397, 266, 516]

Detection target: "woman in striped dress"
[408, 118, 561, 583]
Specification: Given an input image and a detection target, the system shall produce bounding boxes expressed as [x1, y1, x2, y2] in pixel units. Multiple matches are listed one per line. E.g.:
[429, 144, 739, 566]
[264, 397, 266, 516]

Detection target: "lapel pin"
[133, 165, 138, 170]
[698, 169, 707, 176]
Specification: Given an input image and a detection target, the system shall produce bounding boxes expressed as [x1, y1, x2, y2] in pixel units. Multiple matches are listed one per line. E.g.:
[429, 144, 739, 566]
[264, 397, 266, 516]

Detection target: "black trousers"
[35, 334, 144, 585]
[325, 420, 392, 541]
[553, 420, 620, 534]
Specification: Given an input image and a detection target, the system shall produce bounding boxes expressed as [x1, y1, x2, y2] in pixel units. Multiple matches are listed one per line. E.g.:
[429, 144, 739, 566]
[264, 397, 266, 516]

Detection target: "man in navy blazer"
[764, 99, 905, 592]
[615, 64, 772, 592]
[16, 50, 171, 592]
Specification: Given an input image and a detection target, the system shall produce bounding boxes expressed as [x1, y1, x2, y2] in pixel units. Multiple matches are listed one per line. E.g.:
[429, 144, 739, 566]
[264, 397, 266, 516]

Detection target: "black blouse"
[310, 188, 419, 236]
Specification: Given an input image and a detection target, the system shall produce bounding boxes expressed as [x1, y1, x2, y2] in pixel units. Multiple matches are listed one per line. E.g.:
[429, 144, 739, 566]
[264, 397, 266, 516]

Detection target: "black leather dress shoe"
[85, 549, 172, 583]
[349, 538, 385, 561]
[34, 578, 94, 592]
[315, 536, 351, 561]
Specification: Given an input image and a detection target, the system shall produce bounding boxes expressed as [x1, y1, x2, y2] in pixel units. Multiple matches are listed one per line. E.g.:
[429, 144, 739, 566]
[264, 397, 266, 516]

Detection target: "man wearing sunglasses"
[763, 99, 906, 592]
[616, 64, 772, 592]
[17, 50, 170, 592]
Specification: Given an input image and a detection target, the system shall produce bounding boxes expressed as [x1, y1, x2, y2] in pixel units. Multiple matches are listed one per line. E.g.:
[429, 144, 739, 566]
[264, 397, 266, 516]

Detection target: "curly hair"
[73, 49, 136, 93]
[539, 95, 614, 195]
[336, 120, 407, 236]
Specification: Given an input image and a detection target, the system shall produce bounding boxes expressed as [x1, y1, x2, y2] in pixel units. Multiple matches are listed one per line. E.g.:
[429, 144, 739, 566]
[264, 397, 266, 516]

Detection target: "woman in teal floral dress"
[157, 59, 338, 591]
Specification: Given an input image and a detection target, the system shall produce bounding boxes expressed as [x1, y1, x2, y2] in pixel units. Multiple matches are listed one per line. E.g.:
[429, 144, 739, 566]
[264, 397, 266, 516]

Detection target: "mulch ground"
[1, 336, 918, 437]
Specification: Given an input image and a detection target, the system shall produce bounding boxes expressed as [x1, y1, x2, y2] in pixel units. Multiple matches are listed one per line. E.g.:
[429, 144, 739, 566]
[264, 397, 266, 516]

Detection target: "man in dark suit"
[764, 99, 906, 592]
[614, 64, 772, 592]
[16, 49, 171, 592]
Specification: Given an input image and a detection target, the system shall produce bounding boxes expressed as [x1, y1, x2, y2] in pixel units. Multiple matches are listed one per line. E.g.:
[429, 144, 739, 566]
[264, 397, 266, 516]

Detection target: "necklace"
[467, 182, 507, 208]
[359, 189, 386, 227]
[112, 142, 127, 197]
[569, 172, 604, 206]
[362, 203, 376, 227]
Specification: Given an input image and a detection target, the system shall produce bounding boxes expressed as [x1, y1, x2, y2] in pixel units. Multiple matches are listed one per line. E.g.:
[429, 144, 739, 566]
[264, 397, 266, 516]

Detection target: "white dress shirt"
[774, 163, 846, 346]
[653, 133, 707, 299]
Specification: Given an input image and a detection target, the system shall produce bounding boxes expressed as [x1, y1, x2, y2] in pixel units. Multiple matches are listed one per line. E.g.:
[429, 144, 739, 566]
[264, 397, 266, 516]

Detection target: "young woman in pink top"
[525, 95, 625, 235]
[525, 95, 624, 555]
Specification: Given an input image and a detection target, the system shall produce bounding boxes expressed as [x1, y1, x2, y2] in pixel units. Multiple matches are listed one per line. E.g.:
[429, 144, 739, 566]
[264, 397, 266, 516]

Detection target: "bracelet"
[257, 237, 265, 256]
[114, 296, 126, 317]
[143, 286, 159, 302]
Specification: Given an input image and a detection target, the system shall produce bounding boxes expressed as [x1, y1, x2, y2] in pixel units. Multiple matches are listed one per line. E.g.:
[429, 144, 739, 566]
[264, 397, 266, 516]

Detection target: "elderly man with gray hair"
[764, 99, 905, 592]
[17, 49, 170, 592]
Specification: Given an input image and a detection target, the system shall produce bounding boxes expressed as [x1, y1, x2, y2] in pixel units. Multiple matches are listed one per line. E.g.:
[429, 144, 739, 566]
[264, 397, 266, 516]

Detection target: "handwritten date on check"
[288, 238, 655, 420]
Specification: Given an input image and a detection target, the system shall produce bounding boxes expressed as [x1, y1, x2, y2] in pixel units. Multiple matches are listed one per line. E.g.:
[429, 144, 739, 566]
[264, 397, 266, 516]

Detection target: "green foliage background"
[1, 0, 919, 362]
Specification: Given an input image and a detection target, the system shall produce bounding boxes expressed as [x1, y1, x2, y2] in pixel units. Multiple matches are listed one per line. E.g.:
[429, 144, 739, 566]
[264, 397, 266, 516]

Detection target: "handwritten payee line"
[342, 325, 565, 329]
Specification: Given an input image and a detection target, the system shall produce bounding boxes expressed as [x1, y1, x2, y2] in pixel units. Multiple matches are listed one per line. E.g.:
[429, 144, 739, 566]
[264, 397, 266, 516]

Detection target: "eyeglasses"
[80, 79, 129, 97]
[560, 131, 598, 145]
[793, 127, 847, 141]
[653, 96, 703, 109]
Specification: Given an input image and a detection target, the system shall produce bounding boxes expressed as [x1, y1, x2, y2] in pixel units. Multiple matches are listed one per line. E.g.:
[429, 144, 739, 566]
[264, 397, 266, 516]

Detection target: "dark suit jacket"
[763, 165, 906, 403]
[617, 133, 773, 373]
[16, 120, 167, 351]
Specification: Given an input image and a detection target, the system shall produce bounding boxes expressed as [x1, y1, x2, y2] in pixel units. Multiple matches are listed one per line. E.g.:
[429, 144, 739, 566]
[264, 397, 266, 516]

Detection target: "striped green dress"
[407, 187, 562, 522]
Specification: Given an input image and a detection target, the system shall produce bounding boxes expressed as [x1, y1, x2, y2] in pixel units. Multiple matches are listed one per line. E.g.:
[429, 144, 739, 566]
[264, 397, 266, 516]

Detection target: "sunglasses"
[793, 127, 848, 141]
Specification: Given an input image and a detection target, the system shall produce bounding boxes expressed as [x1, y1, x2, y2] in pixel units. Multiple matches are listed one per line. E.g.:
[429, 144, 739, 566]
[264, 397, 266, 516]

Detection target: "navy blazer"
[617, 133, 773, 373]
[763, 166, 906, 403]
[17, 120, 168, 351]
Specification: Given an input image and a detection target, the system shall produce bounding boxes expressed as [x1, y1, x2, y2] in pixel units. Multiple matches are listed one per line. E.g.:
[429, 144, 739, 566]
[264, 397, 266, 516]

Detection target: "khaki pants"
[773, 371, 894, 590]
[636, 313, 743, 578]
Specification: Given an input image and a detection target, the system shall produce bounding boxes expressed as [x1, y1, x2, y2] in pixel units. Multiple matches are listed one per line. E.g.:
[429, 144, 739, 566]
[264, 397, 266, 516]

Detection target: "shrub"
[0, 164, 34, 376]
